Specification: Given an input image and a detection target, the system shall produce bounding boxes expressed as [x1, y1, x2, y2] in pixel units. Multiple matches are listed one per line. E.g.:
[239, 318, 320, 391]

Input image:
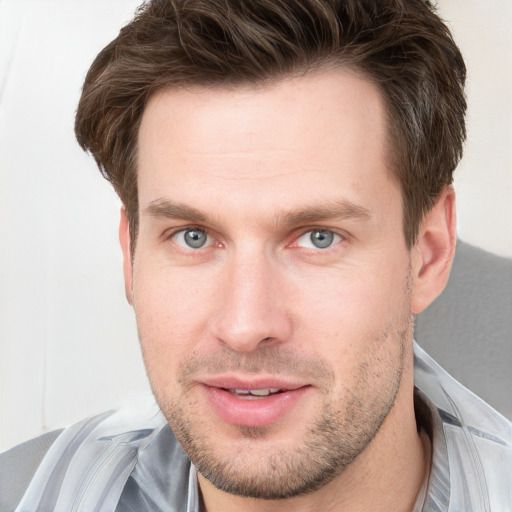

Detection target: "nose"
[209, 248, 293, 353]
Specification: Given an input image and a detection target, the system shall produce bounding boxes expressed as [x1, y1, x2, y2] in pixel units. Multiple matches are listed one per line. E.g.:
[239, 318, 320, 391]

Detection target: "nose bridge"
[210, 244, 291, 352]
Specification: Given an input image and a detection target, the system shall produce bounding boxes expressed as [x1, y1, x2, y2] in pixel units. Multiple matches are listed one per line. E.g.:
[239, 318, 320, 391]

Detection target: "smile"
[201, 381, 310, 427]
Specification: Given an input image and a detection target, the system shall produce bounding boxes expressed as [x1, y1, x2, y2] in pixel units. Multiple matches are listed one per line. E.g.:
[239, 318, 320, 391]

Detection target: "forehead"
[136, 69, 398, 224]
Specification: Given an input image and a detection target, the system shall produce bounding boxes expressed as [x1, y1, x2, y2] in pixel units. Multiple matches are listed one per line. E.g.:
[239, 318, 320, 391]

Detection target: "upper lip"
[198, 375, 309, 391]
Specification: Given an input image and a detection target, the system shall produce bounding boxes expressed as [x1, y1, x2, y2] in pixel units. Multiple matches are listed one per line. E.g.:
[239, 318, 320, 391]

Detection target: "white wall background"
[0, 0, 511, 452]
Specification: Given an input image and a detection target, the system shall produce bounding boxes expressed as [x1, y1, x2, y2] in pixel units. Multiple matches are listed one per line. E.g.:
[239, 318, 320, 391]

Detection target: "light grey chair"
[415, 240, 512, 419]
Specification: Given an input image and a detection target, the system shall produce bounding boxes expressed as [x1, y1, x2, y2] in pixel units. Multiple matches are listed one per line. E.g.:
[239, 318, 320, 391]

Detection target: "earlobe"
[410, 186, 457, 314]
[119, 207, 134, 305]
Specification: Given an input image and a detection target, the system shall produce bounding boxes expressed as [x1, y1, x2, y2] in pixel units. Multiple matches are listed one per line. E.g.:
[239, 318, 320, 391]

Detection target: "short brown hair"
[75, 0, 466, 250]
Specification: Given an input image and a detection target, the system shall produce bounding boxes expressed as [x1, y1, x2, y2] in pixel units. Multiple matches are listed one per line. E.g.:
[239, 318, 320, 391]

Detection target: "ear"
[410, 186, 457, 314]
[119, 207, 134, 305]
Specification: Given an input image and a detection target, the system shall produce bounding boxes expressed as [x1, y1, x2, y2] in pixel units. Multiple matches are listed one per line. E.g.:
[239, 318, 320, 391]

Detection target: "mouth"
[199, 377, 311, 427]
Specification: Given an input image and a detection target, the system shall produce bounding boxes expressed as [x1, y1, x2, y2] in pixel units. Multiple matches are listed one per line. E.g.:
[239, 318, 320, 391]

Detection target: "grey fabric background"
[415, 240, 512, 419]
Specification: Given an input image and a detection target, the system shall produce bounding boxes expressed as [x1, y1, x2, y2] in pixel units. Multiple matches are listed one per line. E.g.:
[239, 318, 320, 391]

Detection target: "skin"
[120, 69, 456, 512]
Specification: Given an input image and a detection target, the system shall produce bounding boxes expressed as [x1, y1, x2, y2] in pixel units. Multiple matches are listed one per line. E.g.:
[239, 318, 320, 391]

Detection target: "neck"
[198, 372, 429, 512]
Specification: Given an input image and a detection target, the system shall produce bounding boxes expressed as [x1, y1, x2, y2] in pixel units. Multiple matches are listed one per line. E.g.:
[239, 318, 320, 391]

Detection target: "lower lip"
[202, 386, 309, 427]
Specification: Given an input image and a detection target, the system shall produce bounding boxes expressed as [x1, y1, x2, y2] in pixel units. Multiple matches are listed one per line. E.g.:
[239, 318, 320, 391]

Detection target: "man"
[1, 0, 511, 511]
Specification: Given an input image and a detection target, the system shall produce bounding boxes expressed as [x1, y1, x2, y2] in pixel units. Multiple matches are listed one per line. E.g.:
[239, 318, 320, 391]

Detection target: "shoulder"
[0, 430, 62, 512]
[1, 398, 185, 512]
[414, 344, 512, 510]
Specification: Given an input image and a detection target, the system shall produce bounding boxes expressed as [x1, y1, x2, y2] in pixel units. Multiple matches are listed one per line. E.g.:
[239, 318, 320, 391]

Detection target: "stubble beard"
[149, 309, 412, 500]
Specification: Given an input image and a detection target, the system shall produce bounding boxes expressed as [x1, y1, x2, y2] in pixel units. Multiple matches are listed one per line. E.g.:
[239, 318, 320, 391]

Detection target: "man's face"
[127, 70, 414, 498]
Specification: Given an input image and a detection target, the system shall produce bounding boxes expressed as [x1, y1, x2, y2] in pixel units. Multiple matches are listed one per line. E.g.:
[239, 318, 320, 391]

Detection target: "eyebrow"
[143, 200, 209, 223]
[143, 198, 371, 227]
[281, 200, 372, 226]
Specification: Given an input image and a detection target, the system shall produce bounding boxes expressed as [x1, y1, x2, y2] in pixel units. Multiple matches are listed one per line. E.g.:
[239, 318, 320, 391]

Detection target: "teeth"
[231, 388, 281, 397]
[233, 389, 251, 395]
[247, 389, 272, 396]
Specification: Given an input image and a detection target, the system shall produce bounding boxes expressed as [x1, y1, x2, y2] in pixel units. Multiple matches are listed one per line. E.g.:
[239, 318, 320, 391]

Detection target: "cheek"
[290, 255, 411, 356]
[295, 263, 408, 322]
[131, 263, 217, 366]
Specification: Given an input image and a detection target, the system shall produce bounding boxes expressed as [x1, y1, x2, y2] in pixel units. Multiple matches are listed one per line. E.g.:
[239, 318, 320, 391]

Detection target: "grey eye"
[174, 229, 210, 249]
[310, 230, 334, 248]
[296, 229, 340, 249]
